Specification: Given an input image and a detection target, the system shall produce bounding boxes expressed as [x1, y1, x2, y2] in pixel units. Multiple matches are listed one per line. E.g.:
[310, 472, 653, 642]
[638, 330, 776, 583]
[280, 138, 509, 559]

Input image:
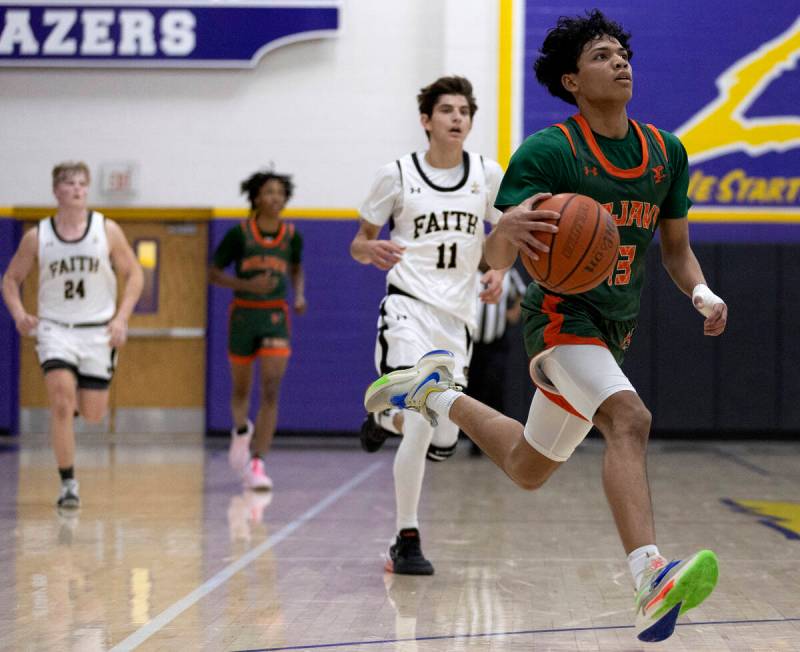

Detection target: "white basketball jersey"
[386, 151, 497, 329]
[37, 211, 117, 324]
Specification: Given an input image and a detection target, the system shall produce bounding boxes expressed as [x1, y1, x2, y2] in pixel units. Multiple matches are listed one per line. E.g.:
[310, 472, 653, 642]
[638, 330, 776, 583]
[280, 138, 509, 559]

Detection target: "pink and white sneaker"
[243, 456, 273, 491]
[228, 419, 254, 473]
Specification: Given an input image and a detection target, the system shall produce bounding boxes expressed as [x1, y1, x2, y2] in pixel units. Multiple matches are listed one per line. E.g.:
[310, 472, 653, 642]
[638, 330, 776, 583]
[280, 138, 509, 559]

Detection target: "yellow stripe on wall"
[213, 207, 359, 220]
[690, 209, 800, 223]
[6, 206, 799, 223]
[3, 206, 361, 221]
[497, 0, 514, 168]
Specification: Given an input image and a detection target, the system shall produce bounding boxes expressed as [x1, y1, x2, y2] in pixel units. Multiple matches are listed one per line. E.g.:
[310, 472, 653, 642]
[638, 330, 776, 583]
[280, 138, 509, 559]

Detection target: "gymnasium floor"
[1, 434, 798, 651]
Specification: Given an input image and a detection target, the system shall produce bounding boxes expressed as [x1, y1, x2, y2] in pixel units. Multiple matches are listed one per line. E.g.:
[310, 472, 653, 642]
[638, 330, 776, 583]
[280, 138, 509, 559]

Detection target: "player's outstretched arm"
[1, 228, 39, 336]
[349, 219, 404, 271]
[659, 217, 727, 336]
[107, 219, 144, 347]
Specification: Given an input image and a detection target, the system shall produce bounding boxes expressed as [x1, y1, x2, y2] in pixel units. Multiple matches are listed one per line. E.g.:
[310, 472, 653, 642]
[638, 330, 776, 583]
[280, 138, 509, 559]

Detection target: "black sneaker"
[360, 412, 393, 453]
[385, 528, 434, 575]
[57, 479, 80, 509]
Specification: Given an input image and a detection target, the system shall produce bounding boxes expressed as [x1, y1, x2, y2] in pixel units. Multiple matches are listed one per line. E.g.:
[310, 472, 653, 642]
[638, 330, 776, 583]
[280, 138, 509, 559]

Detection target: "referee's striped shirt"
[474, 268, 527, 344]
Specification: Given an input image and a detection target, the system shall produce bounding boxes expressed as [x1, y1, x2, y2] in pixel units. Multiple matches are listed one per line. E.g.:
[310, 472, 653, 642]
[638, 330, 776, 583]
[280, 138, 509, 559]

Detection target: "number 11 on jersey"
[436, 243, 457, 269]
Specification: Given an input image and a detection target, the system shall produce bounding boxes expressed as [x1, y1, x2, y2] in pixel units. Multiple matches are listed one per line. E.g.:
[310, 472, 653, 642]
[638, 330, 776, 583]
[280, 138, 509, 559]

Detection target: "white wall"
[0, 0, 502, 208]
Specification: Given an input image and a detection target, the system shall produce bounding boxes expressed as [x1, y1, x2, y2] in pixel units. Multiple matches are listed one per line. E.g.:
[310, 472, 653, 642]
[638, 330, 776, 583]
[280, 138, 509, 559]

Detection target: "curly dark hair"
[240, 169, 294, 209]
[417, 75, 478, 120]
[533, 9, 632, 106]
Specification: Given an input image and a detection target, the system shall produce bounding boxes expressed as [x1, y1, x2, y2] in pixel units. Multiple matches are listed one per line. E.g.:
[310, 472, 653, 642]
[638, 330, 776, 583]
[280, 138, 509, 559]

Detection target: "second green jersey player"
[209, 169, 306, 491]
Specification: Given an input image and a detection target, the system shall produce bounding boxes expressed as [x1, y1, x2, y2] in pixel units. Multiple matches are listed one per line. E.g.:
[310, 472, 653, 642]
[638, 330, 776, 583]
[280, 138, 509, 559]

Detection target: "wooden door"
[19, 217, 208, 433]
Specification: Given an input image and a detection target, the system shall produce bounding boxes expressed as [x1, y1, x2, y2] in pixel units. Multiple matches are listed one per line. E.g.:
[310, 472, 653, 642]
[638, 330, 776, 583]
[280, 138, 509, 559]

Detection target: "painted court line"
[109, 460, 385, 652]
[711, 446, 772, 476]
[235, 616, 800, 651]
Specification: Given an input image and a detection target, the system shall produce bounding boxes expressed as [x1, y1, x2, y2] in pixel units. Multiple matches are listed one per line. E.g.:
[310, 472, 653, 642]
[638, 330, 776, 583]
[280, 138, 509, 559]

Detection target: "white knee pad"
[427, 419, 459, 462]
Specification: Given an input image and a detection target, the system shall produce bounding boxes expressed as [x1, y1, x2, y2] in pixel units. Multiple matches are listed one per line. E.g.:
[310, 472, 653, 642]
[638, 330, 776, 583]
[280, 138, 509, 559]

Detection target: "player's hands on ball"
[497, 193, 560, 261]
[365, 240, 405, 271]
[479, 269, 503, 304]
[108, 317, 128, 347]
[13, 311, 38, 336]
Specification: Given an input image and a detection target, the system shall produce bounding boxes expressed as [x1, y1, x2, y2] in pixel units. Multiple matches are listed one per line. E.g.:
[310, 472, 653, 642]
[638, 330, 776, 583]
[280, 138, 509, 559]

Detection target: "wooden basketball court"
[2, 434, 798, 651]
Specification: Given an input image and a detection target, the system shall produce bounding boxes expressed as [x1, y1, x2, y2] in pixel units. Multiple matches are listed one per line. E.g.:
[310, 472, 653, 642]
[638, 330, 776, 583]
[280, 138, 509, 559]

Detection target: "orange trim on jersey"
[257, 347, 291, 358]
[541, 295, 608, 350]
[645, 124, 668, 161]
[537, 385, 589, 421]
[247, 218, 287, 248]
[554, 123, 577, 158]
[572, 114, 649, 179]
[229, 353, 257, 365]
[232, 298, 288, 310]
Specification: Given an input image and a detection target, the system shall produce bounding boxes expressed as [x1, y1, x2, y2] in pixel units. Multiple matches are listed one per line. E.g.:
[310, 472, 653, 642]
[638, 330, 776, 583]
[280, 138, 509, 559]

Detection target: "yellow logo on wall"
[675, 17, 800, 213]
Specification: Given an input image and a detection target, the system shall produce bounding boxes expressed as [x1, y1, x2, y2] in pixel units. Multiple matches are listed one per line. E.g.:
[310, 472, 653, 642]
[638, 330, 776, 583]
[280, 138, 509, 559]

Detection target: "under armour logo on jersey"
[471, 181, 481, 194]
[584, 165, 599, 176]
[409, 186, 421, 194]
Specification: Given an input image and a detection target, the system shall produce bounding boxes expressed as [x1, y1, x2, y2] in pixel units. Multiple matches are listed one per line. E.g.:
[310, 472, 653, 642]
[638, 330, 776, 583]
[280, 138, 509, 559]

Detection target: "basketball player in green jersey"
[210, 170, 306, 491]
[363, 10, 727, 643]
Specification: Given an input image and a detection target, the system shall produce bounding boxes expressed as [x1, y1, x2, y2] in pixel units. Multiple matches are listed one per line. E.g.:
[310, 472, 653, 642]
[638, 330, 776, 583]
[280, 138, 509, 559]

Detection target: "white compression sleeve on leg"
[393, 410, 434, 531]
[692, 283, 724, 317]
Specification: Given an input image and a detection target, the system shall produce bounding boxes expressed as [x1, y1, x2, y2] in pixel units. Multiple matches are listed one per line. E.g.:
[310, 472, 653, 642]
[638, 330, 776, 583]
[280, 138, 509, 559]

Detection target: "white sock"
[628, 544, 662, 590]
[393, 410, 433, 531]
[425, 389, 462, 420]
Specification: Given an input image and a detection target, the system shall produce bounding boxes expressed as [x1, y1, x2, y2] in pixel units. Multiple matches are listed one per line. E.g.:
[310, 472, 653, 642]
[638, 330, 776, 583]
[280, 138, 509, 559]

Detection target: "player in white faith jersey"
[350, 76, 504, 574]
[2, 162, 143, 510]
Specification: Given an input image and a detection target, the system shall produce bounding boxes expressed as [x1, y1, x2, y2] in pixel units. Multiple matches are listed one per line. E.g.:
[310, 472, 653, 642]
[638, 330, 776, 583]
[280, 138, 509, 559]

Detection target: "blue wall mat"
[0, 220, 21, 433]
[205, 218, 386, 433]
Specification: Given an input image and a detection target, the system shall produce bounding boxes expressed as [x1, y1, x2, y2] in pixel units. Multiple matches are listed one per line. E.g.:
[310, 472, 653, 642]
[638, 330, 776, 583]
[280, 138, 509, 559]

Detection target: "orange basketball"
[520, 193, 620, 294]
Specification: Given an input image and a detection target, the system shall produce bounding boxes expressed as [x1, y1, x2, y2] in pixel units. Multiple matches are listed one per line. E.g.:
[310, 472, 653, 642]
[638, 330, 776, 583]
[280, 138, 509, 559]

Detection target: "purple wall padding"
[689, 222, 800, 243]
[205, 218, 386, 433]
[0, 220, 21, 434]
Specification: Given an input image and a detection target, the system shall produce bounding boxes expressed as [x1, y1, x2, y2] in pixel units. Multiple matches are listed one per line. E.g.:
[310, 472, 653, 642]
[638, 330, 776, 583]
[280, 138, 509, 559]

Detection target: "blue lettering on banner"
[0, 1, 340, 67]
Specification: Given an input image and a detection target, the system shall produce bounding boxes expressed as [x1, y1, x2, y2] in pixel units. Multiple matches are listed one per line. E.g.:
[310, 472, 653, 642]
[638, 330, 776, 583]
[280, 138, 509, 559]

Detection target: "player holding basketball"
[351, 76, 505, 574]
[209, 169, 305, 491]
[364, 11, 727, 642]
[2, 161, 143, 510]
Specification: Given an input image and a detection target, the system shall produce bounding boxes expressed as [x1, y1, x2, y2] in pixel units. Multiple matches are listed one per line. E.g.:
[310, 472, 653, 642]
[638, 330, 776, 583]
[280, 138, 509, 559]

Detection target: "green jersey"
[212, 219, 303, 302]
[496, 114, 691, 321]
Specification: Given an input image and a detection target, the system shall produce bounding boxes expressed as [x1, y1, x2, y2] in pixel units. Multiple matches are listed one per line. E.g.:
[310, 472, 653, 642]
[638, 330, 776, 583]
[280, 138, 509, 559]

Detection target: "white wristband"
[692, 283, 724, 317]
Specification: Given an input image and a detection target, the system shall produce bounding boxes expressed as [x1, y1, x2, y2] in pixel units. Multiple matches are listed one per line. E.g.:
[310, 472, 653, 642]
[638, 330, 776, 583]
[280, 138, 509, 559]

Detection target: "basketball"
[520, 193, 620, 294]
